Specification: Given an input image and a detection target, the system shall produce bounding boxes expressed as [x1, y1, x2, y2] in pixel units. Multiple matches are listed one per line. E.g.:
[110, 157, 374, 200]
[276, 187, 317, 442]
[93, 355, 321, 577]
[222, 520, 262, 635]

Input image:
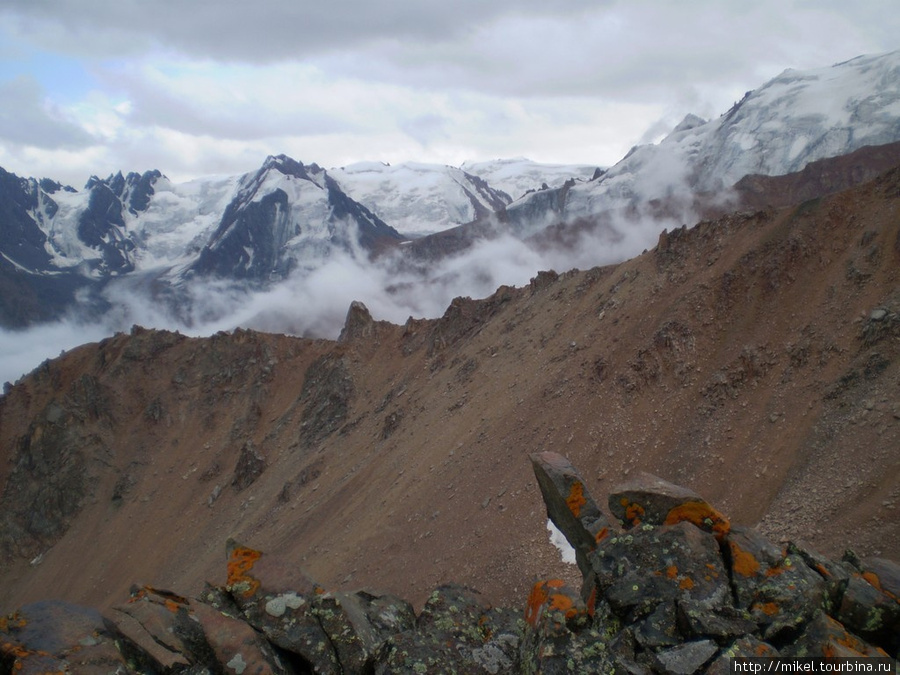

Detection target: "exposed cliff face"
[0, 166, 898, 619]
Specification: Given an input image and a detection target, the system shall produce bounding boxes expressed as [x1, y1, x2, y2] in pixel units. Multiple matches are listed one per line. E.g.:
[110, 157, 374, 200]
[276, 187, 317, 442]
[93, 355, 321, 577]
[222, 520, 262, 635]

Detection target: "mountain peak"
[261, 154, 309, 179]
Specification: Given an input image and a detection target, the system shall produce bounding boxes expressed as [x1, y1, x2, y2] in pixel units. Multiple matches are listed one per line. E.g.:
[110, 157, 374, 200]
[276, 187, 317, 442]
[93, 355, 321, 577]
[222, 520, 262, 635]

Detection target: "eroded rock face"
[1, 457, 898, 673]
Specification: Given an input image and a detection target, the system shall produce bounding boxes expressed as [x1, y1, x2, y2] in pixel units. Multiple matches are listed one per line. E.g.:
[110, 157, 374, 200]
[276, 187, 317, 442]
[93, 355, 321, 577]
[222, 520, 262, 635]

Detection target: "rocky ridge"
[1, 458, 897, 673]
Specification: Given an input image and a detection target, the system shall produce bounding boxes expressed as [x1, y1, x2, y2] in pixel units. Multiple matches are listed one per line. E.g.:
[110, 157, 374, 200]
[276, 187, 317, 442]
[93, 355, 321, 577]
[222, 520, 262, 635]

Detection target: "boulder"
[608, 472, 730, 540]
[785, 611, 891, 659]
[530, 451, 613, 579]
[590, 521, 731, 623]
[835, 573, 900, 654]
[223, 539, 340, 673]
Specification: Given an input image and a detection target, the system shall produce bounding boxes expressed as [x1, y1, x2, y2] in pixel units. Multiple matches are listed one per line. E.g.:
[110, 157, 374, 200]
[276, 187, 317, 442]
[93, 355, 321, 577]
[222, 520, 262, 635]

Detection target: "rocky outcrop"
[1, 455, 897, 673]
[526, 454, 899, 672]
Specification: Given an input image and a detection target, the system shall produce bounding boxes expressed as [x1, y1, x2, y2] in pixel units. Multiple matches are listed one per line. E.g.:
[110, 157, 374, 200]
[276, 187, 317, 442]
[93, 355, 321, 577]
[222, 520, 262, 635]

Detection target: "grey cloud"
[0, 0, 602, 63]
[107, 68, 351, 140]
[0, 76, 96, 149]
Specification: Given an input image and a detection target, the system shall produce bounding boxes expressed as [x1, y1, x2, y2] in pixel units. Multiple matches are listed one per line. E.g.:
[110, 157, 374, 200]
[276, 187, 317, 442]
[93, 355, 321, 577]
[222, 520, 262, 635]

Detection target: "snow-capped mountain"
[329, 161, 512, 238]
[187, 155, 402, 281]
[461, 158, 602, 201]
[2, 156, 402, 282]
[506, 50, 900, 237]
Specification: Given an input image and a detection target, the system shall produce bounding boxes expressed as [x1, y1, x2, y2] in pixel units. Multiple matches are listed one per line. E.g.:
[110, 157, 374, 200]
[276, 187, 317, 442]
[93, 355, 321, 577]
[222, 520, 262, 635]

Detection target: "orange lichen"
[525, 579, 582, 626]
[624, 501, 645, 526]
[226, 546, 262, 598]
[586, 585, 597, 617]
[815, 563, 831, 578]
[594, 527, 609, 543]
[666, 565, 678, 579]
[525, 581, 551, 627]
[861, 571, 881, 590]
[164, 599, 181, 613]
[566, 482, 587, 517]
[728, 542, 761, 578]
[755, 602, 780, 616]
[664, 501, 730, 538]
[764, 565, 786, 578]
[0, 613, 27, 632]
[679, 577, 695, 590]
[548, 593, 575, 616]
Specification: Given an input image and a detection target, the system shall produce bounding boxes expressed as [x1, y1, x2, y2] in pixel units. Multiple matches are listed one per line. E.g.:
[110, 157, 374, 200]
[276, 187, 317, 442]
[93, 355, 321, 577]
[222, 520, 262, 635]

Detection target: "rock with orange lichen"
[519, 580, 614, 674]
[529, 451, 613, 579]
[728, 538, 826, 642]
[725, 526, 790, 606]
[784, 611, 891, 660]
[222, 539, 340, 673]
[0, 600, 135, 675]
[523, 579, 589, 630]
[787, 539, 855, 613]
[609, 472, 730, 539]
[590, 521, 731, 622]
[860, 557, 900, 602]
[835, 573, 900, 653]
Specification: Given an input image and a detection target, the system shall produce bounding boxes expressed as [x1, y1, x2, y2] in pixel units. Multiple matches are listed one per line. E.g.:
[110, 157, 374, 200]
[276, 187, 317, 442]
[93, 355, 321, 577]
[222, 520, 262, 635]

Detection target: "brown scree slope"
[0, 164, 898, 615]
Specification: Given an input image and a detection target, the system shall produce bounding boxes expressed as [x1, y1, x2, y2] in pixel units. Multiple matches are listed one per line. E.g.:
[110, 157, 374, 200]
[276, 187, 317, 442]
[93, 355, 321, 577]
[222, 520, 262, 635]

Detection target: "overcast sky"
[0, 0, 897, 187]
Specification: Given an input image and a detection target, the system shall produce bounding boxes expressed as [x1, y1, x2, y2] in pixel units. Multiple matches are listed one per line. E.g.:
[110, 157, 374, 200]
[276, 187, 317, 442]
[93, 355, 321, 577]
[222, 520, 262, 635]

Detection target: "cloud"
[0, 76, 97, 149]
[0, 196, 676, 390]
[0, 0, 602, 63]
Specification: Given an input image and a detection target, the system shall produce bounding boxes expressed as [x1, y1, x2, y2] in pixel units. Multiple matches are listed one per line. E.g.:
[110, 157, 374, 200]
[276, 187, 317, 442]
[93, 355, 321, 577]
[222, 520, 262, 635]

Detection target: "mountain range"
[2, 50, 899, 346]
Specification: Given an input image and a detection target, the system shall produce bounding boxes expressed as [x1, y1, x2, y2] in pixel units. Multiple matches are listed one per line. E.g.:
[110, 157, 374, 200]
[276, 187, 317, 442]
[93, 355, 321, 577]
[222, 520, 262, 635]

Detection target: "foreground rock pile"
[1, 453, 897, 673]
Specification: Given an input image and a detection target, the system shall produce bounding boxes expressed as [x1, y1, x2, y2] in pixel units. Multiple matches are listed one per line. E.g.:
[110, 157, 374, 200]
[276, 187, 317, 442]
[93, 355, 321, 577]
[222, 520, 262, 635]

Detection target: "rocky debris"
[2, 458, 898, 673]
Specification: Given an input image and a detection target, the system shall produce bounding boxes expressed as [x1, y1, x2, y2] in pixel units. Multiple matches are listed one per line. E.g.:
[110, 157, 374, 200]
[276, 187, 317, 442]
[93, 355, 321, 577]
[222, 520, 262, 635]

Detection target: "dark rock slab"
[651, 638, 718, 675]
[784, 611, 891, 659]
[530, 451, 613, 579]
[835, 574, 900, 655]
[705, 636, 780, 675]
[311, 589, 415, 673]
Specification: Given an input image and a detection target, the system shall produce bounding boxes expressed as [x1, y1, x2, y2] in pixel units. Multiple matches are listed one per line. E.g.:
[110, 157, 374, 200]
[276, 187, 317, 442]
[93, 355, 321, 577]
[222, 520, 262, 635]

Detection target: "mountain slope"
[1, 164, 897, 614]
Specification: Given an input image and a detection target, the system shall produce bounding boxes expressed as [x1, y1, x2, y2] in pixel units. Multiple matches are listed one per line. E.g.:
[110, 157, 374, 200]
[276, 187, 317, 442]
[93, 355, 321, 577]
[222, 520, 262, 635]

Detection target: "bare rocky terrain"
[1, 162, 898, 619]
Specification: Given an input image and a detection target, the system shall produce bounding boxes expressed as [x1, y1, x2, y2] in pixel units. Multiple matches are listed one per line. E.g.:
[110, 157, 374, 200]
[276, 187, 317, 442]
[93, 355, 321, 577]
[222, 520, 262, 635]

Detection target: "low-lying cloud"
[0, 207, 678, 390]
